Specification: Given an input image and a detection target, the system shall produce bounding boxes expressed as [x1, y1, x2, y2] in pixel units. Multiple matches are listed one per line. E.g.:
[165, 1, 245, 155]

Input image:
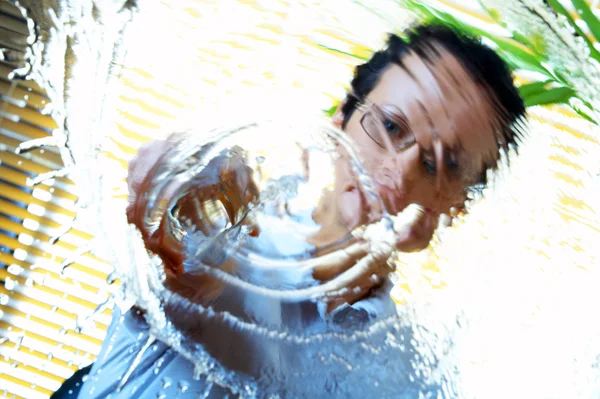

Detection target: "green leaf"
[401, 0, 596, 121]
[317, 44, 371, 62]
[571, 0, 600, 43]
[478, 2, 542, 51]
[572, 105, 599, 124]
[518, 80, 554, 98]
[511, 31, 538, 50]
[491, 39, 551, 76]
[523, 86, 575, 107]
[404, 0, 553, 77]
[324, 102, 339, 118]
[546, 0, 600, 62]
[569, 97, 600, 124]
[518, 81, 579, 108]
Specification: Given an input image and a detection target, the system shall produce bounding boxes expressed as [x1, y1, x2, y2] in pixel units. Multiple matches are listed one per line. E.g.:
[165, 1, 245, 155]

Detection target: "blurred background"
[0, 0, 598, 397]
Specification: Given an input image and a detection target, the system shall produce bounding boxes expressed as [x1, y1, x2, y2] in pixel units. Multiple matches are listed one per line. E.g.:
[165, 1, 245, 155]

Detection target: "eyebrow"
[380, 105, 409, 123]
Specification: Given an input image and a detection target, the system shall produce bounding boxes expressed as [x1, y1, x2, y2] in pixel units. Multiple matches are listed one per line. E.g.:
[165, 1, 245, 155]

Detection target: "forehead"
[366, 47, 500, 169]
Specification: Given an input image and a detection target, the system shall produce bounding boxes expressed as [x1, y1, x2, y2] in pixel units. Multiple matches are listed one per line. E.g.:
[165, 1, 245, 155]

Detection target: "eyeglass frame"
[354, 100, 417, 153]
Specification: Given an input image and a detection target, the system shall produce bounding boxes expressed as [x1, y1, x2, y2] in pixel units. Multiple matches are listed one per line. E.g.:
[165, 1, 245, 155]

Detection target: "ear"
[331, 98, 347, 129]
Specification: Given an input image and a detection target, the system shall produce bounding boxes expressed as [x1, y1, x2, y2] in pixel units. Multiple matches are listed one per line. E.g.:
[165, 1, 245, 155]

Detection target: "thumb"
[393, 205, 436, 252]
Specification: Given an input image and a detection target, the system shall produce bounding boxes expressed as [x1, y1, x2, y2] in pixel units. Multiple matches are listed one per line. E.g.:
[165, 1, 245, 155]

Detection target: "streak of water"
[115, 118, 435, 397]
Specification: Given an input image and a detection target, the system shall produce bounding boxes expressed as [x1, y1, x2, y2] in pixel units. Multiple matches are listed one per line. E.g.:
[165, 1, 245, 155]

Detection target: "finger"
[312, 241, 370, 281]
[393, 205, 436, 252]
[325, 258, 389, 313]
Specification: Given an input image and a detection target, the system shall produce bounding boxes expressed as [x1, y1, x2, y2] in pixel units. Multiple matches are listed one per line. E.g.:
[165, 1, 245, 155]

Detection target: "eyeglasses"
[356, 101, 416, 153]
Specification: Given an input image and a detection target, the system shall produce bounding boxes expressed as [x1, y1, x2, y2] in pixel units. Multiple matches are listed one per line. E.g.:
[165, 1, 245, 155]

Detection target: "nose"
[374, 152, 421, 215]
[375, 147, 462, 216]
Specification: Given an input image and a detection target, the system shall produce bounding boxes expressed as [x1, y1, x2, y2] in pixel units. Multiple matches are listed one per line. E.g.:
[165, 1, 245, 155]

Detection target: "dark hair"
[341, 24, 526, 185]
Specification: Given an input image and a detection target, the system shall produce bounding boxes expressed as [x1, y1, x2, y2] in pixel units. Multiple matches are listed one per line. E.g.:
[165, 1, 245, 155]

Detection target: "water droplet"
[0, 295, 8, 305]
[156, 394, 166, 399]
[47, 353, 53, 360]
[193, 366, 203, 381]
[161, 377, 172, 389]
[178, 380, 189, 393]
[256, 155, 265, 164]
[106, 271, 117, 284]
[4, 277, 16, 290]
[7, 264, 24, 275]
[198, 382, 213, 399]
[14, 334, 23, 351]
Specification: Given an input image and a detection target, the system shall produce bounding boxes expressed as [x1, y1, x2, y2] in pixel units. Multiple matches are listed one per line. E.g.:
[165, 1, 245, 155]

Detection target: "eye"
[382, 118, 401, 135]
[422, 154, 436, 175]
[446, 153, 459, 171]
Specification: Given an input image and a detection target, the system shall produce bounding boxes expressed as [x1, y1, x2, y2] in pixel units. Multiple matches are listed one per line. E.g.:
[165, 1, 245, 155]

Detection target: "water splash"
[111, 118, 438, 397]
[116, 334, 157, 393]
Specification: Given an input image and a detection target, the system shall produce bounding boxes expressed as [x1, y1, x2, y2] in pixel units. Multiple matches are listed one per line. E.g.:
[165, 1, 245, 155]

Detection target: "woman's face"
[334, 46, 500, 229]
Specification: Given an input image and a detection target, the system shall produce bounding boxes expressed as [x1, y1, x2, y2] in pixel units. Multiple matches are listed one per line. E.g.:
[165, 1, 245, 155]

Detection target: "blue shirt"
[77, 284, 442, 399]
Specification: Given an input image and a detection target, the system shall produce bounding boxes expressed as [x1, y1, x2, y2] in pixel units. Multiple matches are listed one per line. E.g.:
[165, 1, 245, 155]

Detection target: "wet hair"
[341, 24, 526, 188]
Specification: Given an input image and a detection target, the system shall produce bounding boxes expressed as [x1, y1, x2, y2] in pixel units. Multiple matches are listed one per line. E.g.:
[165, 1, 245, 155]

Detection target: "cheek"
[365, 147, 422, 214]
[344, 114, 382, 155]
[423, 181, 468, 214]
